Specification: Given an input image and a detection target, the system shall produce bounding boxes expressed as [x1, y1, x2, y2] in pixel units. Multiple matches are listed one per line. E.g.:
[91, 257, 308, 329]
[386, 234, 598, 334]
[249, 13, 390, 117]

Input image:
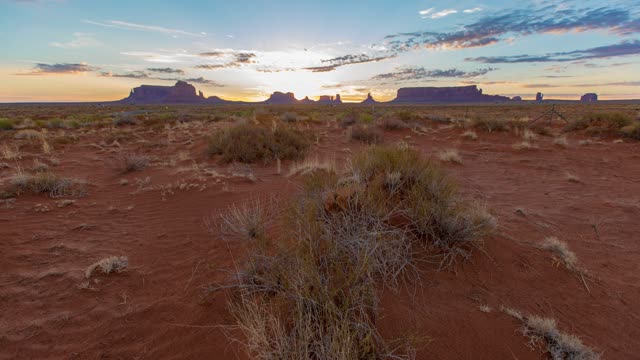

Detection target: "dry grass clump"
[120, 153, 149, 173]
[1, 145, 21, 160]
[502, 307, 599, 360]
[538, 237, 580, 272]
[512, 141, 535, 150]
[85, 256, 128, 278]
[0, 118, 15, 130]
[8, 170, 86, 198]
[472, 117, 509, 132]
[207, 123, 310, 163]
[350, 124, 384, 144]
[438, 149, 463, 164]
[565, 172, 581, 183]
[461, 130, 478, 140]
[219, 146, 491, 358]
[553, 136, 568, 147]
[522, 129, 537, 141]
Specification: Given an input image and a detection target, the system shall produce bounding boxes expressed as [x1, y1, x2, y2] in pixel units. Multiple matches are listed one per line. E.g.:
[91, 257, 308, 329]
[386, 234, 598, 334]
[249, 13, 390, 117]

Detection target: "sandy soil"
[1, 112, 639, 359]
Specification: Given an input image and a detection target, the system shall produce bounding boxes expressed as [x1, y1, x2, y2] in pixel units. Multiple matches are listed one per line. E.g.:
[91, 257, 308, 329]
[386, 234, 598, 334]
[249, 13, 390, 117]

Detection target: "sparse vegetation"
[553, 136, 568, 147]
[502, 307, 599, 360]
[7, 170, 87, 198]
[0, 118, 15, 130]
[120, 153, 149, 173]
[207, 123, 310, 163]
[438, 149, 463, 164]
[472, 117, 508, 132]
[565, 112, 632, 136]
[462, 130, 478, 140]
[379, 116, 408, 130]
[350, 124, 384, 144]
[539, 237, 580, 272]
[512, 141, 535, 150]
[85, 256, 129, 278]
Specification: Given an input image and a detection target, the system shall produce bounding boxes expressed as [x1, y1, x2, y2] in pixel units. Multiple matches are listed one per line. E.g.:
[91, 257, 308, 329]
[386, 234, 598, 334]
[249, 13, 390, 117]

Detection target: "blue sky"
[1, 0, 639, 101]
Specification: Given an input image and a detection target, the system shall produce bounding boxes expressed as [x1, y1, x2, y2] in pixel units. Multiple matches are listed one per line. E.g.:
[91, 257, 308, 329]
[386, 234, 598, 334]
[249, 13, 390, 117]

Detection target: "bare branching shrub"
[438, 149, 462, 164]
[350, 124, 384, 144]
[462, 130, 478, 140]
[208, 197, 276, 245]
[120, 153, 149, 173]
[85, 256, 128, 278]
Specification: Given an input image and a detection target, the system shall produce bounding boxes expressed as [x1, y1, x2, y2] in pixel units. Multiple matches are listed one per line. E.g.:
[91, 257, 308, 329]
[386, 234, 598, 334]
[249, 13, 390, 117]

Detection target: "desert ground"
[1, 103, 639, 359]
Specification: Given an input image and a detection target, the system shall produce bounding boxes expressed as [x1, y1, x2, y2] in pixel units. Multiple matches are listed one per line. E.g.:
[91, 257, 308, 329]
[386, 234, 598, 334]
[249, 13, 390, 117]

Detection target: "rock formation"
[580, 93, 598, 102]
[511, 96, 522, 101]
[536, 92, 544, 103]
[122, 81, 198, 103]
[361, 93, 378, 105]
[317, 94, 342, 105]
[391, 85, 509, 103]
[263, 91, 298, 104]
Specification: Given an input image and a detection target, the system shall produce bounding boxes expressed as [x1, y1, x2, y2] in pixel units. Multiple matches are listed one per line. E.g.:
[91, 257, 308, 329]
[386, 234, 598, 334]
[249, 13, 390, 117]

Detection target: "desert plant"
[553, 136, 568, 147]
[620, 121, 640, 140]
[8, 171, 86, 198]
[378, 116, 407, 130]
[472, 117, 508, 132]
[461, 130, 478, 140]
[539, 237, 579, 271]
[350, 124, 384, 144]
[339, 112, 358, 128]
[120, 153, 149, 173]
[85, 256, 128, 278]
[208, 197, 276, 245]
[438, 149, 463, 164]
[280, 112, 299, 122]
[0, 118, 15, 130]
[359, 112, 374, 123]
[207, 123, 309, 163]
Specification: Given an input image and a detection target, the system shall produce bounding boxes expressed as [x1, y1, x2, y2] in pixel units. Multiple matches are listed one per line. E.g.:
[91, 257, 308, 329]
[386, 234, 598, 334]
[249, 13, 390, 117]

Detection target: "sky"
[0, 0, 639, 102]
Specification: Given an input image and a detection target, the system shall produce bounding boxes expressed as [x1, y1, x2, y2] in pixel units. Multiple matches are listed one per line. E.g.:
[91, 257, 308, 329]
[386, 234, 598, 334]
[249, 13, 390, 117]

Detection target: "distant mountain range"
[118, 80, 616, 105]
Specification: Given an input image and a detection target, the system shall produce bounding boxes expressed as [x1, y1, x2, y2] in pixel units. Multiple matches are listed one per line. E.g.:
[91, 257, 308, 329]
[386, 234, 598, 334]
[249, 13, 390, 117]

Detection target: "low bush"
[565, 112, 632, 134]
[120, 153, 149, 173]
[620, 121, 640, 140]
[0, 118, 15, 130]
[218, 146, 493, 358]
[359, 112, 374, 123]
[350, 124, 384, 144]
[472, 117, 509, 132]
[8, 171, 86, 198]
[207, 123, 309, 163]
[378, 116, 408, 130]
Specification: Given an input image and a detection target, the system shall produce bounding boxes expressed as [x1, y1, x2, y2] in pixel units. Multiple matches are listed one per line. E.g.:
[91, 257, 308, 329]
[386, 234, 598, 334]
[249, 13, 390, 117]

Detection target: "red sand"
[1, 121, 639, 359]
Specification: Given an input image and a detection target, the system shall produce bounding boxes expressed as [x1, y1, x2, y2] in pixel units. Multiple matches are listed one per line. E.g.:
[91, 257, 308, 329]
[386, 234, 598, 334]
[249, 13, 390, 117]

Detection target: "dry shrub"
[280, 112, 299, 122]
[339, 112, 357, 128]
[378, 116, 408, 130]
[472, 117, 508, 132]
[538, 237, 579, 271]
[522, 129, 537, 141]
[207, 197, 276, 245]
[438, 149, 463, 164]
[350, 124, 384, 144]
[220, 146, 494, 359]
[620, 121, 640, 140]
[120, 153, 149, 173]
[207, 123, 310, 163]
[461, 130, 478, 140]
[287, 157, 336, 177]
[565, 112, 632, 134]
[8, 171, 86, 198]
[512, 141, 535, 150]
[553, 136, 568, 148]
[85, 256, 128, 278]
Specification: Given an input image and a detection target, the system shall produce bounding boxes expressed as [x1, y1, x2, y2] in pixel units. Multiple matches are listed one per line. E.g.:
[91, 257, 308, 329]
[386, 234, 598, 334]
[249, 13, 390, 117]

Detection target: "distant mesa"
[121, 81, 526, 105]
[361, 93, 378, 105]
[580, 93, 598, 102]
[317, 94, 342, 105]
[511, 96, 522, 101]
[263, 91, 299, 104]
[391, 85, 510, 103]
[121, 81, 229, 104]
